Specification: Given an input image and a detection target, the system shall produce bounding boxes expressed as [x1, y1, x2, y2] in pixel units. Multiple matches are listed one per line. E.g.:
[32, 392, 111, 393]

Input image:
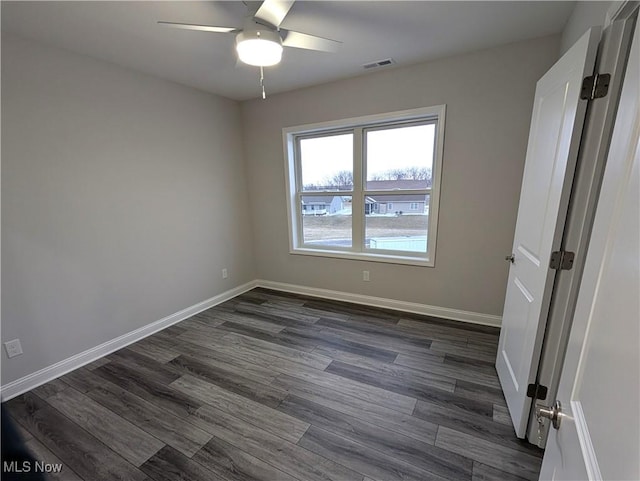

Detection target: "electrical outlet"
[222, 268, 228, 279]
[4, 339, 23, 358]
[363, 270, 370, 282]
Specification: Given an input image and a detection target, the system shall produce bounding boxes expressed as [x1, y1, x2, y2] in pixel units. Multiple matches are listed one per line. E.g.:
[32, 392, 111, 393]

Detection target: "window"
[283, 105, 445, 266]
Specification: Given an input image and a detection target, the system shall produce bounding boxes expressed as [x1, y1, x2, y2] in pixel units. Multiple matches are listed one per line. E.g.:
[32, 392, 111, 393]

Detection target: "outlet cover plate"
[5, 339, 23, 358]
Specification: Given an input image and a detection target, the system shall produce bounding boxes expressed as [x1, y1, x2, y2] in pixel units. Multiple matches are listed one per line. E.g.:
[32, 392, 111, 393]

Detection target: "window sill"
[290, 247, 435, 267]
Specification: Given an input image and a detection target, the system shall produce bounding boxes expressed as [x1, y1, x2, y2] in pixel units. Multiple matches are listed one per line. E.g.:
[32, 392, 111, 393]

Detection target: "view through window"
[284, 106, 445, 266]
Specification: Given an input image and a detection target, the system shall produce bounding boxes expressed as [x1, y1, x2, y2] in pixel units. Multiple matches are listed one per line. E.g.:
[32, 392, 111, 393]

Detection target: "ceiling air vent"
[362, 58, 395, 70]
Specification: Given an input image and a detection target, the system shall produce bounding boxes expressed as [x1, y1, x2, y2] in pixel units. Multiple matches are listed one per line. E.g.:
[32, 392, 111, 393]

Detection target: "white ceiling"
[2, 1, 575, 101]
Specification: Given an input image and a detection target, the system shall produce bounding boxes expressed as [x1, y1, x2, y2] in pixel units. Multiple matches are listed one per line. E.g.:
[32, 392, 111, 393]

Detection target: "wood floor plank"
[60, 367, 108, 393]
[262, 300, 351, 321]
[168, 355, 286, 408]
[234, 301, 320, 324]
[412, 384, 494, 416]
[320, 325, 436, 357]
[325, 360, 457, 401]
[46, 387, 164, 467]
[395, 352, 501, 389]
[472, 461, 530, 481]
[178, 313, 225, 331]
[193, 435, 300, 481]
[302, 298, 400, 323]
[413, 399, 542, 456]
[14, 404, 148, 481]
[429, 340, 497, 363]
[493, 404, 513, 426]
[11, 416, 34, 442]
[217, 321, 318, 352]
[455, 379, 507, 406]
[177, 332, 318, 375]
[191, 403, 363, 481]
[298, 425, 460, 481]
[272, 374, 438, 445]
[176, 325, 230, 347]
[107, 348, 182, 385]
[321, 350, 457, 392]
[206, 310, 286, 333]
[239, 288, 308, 306]
[126, 337, 181, 363]
[328, 361, 494, 417]
[141, 445, 219, 481]
[93, 361, 202, 418]
[24, 436, 84, 481]
[280, 394, 472, 480]
[231, 303, 323, 330]
[398, 315, 500, 336]
[273, 363, 417, 414]
[285, 326, 400, 362]
[137, 330, 182, 350]
[162, 324, 188, 337]
[223, 331, 333, 370]
[31, 379, 68, 400]
[5, 392, 49, 420]
[316, 316, 437, 349]
[435, 426, 542, 481]
[87, 380, 213, 458]
[444, 352, 498, 371]
[312, 344, 402, 366]
[172, 338, 279, 382]
[171, 374, 308, 443]
[84, 357, 110, 371]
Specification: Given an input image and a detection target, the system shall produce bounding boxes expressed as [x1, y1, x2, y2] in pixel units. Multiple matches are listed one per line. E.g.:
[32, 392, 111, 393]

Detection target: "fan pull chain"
[260, 66, 266, 99]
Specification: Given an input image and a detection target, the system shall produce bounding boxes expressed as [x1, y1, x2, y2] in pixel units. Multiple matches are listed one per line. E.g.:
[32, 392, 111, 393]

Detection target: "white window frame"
[283, 105, 445, 267]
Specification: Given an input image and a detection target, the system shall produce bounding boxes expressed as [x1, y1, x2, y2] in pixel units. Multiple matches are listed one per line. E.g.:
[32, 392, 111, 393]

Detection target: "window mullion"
[352, 128, 364, 252]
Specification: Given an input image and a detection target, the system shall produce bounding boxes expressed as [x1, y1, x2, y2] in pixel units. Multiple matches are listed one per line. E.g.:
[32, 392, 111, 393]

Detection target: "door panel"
[540, 15, 639, 480]
[496, 28, 601, 438]
[525, 16, 637, 446]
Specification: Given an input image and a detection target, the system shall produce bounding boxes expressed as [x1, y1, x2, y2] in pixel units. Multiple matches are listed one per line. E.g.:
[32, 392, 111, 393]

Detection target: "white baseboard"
[255, 279, 502, 327]
[0, 280, 258, 402]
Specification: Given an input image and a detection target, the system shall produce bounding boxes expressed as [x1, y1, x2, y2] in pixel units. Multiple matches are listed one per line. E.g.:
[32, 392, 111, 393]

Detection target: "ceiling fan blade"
[157, 21, 238, 33]
[282, 30, 342, 52]
[254, 0, 295, 28]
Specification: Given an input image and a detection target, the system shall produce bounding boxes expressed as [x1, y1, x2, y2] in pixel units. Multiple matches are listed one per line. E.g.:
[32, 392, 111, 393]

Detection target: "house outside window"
[283, 105, 445, 266]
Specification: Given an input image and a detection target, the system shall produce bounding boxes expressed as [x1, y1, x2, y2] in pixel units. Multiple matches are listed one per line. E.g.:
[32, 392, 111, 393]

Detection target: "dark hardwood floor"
[4, 288, 543, 481]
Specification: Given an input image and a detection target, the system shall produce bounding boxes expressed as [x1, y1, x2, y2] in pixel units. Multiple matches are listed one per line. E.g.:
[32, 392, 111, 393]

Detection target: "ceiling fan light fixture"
[236, 30, 283, 67]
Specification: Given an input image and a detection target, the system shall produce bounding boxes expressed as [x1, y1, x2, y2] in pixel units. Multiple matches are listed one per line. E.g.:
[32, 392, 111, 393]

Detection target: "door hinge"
[581, 73, 611, 100]
[549, 250, 575, 270]
[527, 383, 548, 400]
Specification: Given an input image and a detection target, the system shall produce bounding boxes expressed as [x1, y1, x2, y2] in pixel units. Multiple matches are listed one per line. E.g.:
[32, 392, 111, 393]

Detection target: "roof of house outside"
[301, 195, 344, 204]
[366, 179, 428, 190]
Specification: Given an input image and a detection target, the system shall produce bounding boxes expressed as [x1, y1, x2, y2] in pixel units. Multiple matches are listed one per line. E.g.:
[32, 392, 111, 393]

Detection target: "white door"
[539, 19, 640, 481]
[496, 28, 601, 438]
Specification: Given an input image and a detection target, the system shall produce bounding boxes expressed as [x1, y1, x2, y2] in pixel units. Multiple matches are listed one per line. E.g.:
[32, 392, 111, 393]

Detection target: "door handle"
[536, 400, 562, 429]
[505, 254, 515, 263]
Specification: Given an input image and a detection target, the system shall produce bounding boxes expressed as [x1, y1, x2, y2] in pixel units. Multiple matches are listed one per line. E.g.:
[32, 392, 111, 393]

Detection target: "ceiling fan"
[159, 0, 342, 97]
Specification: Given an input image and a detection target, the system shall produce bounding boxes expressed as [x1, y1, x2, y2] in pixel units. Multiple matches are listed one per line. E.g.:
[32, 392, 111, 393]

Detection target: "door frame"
[525, 0, 639, 446]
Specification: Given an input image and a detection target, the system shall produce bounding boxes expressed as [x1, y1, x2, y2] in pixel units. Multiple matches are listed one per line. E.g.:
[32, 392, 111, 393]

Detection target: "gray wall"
[241, 35, 560, 318]
[1, 34, 254, 384]
[561, 1, 612, 54]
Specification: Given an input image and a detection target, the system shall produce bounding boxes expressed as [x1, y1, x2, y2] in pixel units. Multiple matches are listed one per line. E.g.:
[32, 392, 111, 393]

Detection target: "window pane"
[365, 194, 429, 253]
[366, 123, 435, 190]
[300, 133, 353, 191]
[302, 195, 352, 248]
